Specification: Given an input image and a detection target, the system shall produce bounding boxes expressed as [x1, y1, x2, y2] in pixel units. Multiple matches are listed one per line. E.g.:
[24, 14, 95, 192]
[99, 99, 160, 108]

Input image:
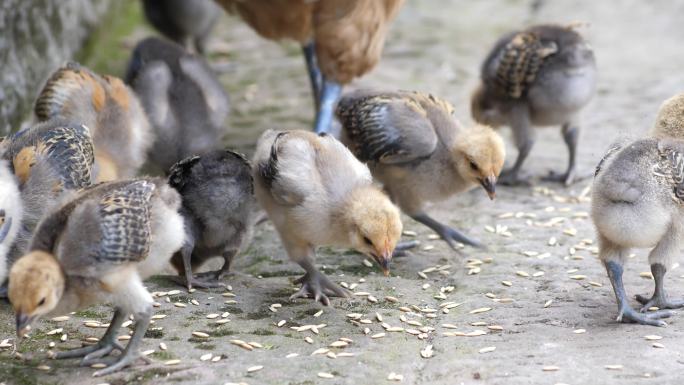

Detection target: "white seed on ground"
[192, 332, 210, 338]
[363, 259, 373, 268]
[90, 363, 107, 369]
[466, 330, 487, 337]
[200, 353, 213, 361]
[385, 296, 399, 303]
[312, 348, 329, 355]
[501, 281, 513, 287]
[403, 230, 417, 236]
[589, 281, 603, 287]
[372, 333, 386, 339]
[387, 372, 404, 381]
[211, 356, 221, 362]
[191, 299, 199, 306]
[533, 272, 545, 277]
[46, 328, 63, 335]
[652, 343, 665, 348]
[249, 342, 263, 349]
[469, 307, 492, 314]
[206, 314, 219, 319]
[51, 316, 69, 322]
[548, 237, 557, 246]
[60, 334, 67, 342]
[442, 324, 458, 329]
[544, 300, 553, 308]
[48, 342, 56, 348]
[330, 341, 348, 348]
[479, 346, 496, 354]
[644, 335, 662, 340]
[318, 372, 334, 379]
[277, 320, 286, 327]
[399, 307, 412, 312]
[368, 296, 379, 303]
[247, 365, 263, 373]
[570, 275, 587, 280]
[640, 272, 654, 279]
[36, 365, 51, 371]
[418, 272, 428, 279]
[286, 353, 299, 358]
[516, 271, 530, 277]
[421, 284, 430, 290]
[122, 320, 133, 328]
[422, 245, 435, 251]
[543, 366, 560, 371]
[573, 329, 586, 334]
[222, 292, 236, 297]
[420, 345, 433, 358]
[159, 342, 167, 350]
[305, 337, 314, 344]
[314, 310, 324, 318]
[165, 360, 181, 366]
[141, 350, 155, 356]
[151, 314, 167, 320]
[215, 319, 230, 325]
[604, 365, 623, 370]
[174, 303, 187, 308]
[167, 290, 181, 296]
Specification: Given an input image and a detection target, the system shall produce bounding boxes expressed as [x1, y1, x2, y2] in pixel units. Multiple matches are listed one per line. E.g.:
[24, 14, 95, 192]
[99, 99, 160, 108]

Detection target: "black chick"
[125, 37, 230, 172]
[168, 149, 256, 289]
[142, 0, 221, 55]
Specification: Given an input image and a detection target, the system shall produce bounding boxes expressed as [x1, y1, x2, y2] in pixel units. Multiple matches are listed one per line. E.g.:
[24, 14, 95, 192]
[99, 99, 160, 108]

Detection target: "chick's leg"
[634, 230, 684, 311]
[93, 307, 152, 377]
[411, 212, 483, 249]
[289, 245, 349, 306]
[499, 105, 535, 186]
[54, 309, 126, 360]
[604, 260, 672, 327]
[542, 123, 586, 185]
[314, 79, 342, 134]
[193, 249, 238, 286]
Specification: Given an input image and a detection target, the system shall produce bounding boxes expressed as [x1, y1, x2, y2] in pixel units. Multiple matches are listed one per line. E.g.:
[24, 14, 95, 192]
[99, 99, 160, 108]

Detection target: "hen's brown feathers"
[217, 0, 404, 83]
[493, 32, 558, 99]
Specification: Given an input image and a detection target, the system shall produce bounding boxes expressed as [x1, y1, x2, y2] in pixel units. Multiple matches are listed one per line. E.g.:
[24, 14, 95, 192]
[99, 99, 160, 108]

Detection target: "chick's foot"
[291, 270, 350, 306]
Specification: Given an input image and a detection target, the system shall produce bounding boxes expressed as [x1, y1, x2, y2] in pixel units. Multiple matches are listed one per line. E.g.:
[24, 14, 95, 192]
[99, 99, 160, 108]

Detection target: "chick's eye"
[363, 236, 373, 246]
[38, 297, 45, 306]
[469, 160, 478, 171]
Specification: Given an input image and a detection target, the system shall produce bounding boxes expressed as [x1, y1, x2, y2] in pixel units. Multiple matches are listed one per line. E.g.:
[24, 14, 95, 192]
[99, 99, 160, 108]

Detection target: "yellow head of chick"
[452, 124, 505, 199]
[9, 251, 65, 337]
[342, 186, 402, 276]
[652, 92, 684, 139]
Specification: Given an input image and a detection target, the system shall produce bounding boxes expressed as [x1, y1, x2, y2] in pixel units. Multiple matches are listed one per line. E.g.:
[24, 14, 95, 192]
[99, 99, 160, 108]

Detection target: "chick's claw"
[636, 294, 684, 313]
[92, 352, 150, 377]
[617, 306, 672, 327]
[291, 271, 350, 306]
[79, 341, 126, 366]
[497, 169, 533, 187]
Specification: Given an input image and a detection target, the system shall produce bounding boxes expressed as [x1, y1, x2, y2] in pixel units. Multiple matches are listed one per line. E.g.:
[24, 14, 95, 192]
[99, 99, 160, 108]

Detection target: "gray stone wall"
[0, 0, 112, 134]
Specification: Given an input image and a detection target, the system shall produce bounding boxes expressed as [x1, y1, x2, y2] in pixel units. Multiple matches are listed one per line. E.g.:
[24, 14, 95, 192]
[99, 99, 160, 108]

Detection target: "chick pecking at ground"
[592, 92, 684, 326]
[253, 129, 402, 305]
[9, 178, 185, 376]
[125, 37, 230, 172]
[337, 90, 505, 249]
[167, 149, 257, 290]
[34, 62, 153, 182]
[0, 119, 94, 296]
[215, 0, 404, 133]
[142, 0, 220, 55]
[472, 24, 596, 186]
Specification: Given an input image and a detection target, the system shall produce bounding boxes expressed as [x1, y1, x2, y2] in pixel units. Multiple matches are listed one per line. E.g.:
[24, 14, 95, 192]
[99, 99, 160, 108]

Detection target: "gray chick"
[142, 0, 221, 55]
[0, 119, 94, 296]
[9, 178, 185, 376]
[125, 37, 230, 172]
[472, 24, 596, 186]
[167, 150, 256, 290]
[592, 93, 684, 327]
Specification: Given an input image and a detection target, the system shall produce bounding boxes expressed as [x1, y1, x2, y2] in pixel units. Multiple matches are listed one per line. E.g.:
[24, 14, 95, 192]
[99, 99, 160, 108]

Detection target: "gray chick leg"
[290, 253, 350, 306]
[499, 105, 535, 186]
[193, 249, 238, 287]
[393, 240, 420, 257]
[92, 307, 152, 377]
[542, 123, 585, 185]
[604, 260, 672, 327]
[411, 212, 483, 249]
[54, 308, 126, 360]
[636, 263, 684, 311]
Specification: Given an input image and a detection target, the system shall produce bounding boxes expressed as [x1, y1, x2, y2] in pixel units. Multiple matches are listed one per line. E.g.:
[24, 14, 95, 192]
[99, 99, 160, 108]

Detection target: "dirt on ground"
[2, 1, 684, 384]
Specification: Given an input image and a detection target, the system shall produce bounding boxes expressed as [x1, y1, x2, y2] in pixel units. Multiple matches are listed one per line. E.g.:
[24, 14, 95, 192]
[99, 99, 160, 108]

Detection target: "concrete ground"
[2, 1, 684, 384]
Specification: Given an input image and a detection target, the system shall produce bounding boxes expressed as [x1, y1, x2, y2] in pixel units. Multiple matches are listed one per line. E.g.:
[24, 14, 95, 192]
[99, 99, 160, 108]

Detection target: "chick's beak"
[480, 175, 497, 200]
[375, 248, 392, 277]
[15, 312, 32, 337]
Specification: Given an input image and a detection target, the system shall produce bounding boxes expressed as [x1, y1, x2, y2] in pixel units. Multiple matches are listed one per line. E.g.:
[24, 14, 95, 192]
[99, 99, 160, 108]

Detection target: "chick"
[142, 0, 221, 55]
[9, 178, 184, 375]
[253, 129, 402, 305]
[167, 150, 257, 290]
[338, 90, 505, 249]
[0, 160, 22, 292]
[35, 62, 153, 182]
[472, 24, 596, 186]
[0, 120, 94, 296]
[125, 37, 230, 171]
[592, 93, 684, 326]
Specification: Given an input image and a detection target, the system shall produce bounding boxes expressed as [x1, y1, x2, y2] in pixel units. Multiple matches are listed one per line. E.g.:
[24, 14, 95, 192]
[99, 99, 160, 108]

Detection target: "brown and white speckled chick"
[0, 120, 94, 296]
[167, 150, 257, 290]
[338, 90, 505, 249]
[472, 24, 596, 186]
[9, 178, 184, 375]
[142, 0, 221, 55]
[253, 129, 402, 305]
[125, 37, 230, 172]
[35, 62, 153, 182]
[592, 93, 684, 327]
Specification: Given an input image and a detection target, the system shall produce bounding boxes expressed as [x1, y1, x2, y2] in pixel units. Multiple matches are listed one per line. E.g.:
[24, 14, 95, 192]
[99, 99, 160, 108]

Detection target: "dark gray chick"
[592, 93, 684, 327]
[168, 149, 256, 290]
[142, 0, 221, 55]
[125, 37, 230, 172]
[472, 24, 596, 186]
